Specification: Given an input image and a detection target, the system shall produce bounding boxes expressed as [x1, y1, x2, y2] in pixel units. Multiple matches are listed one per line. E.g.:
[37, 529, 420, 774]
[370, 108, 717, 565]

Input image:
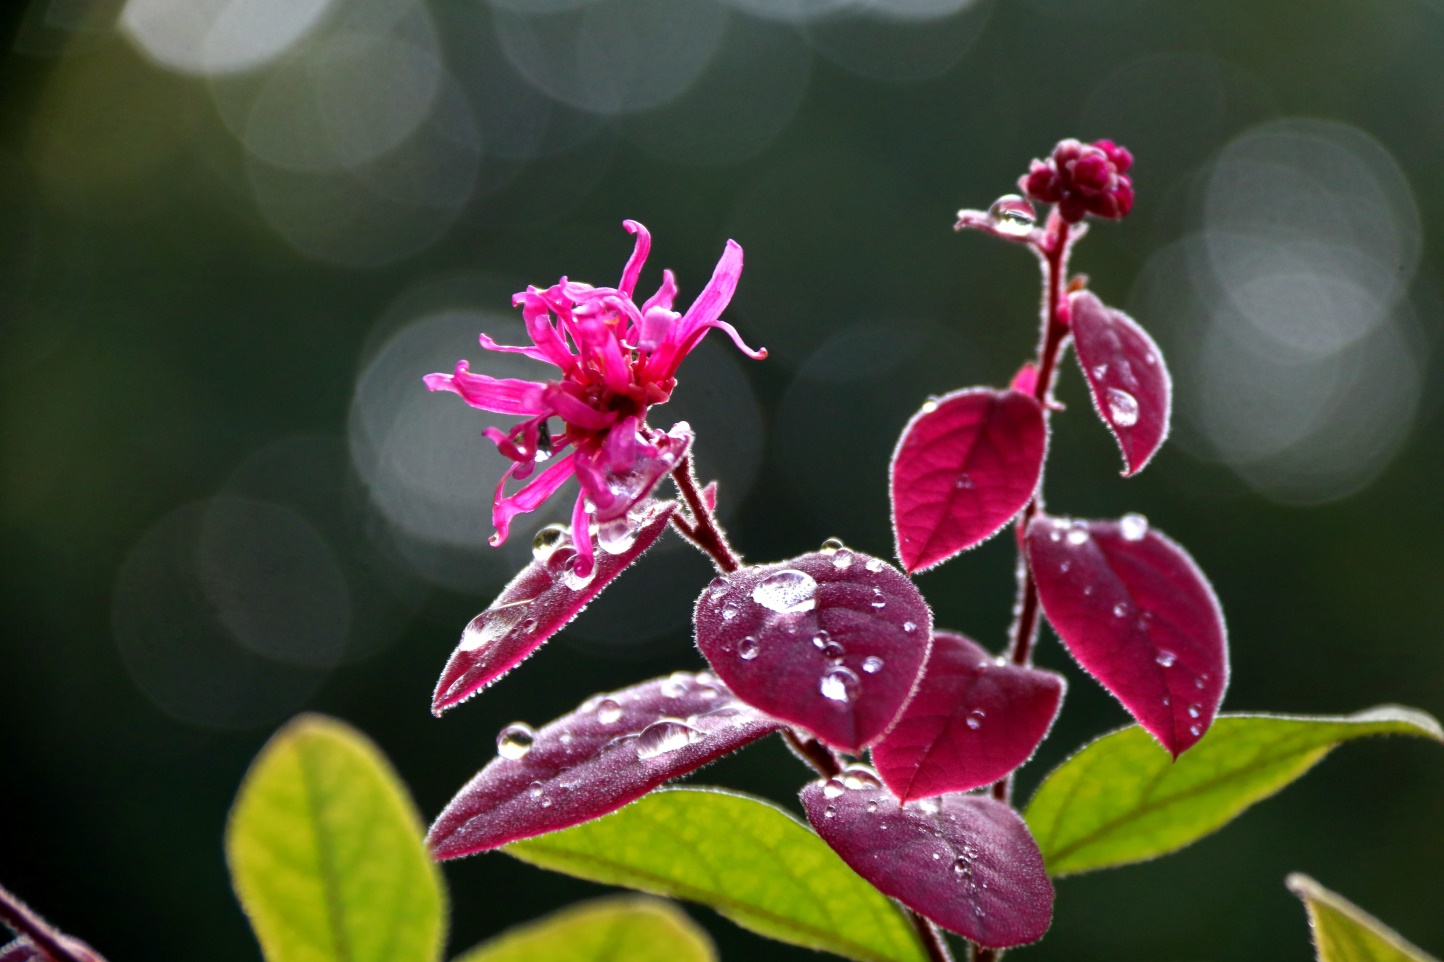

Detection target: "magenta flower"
[1020, 138, 1134, 223]
[425, 220, 765, 577]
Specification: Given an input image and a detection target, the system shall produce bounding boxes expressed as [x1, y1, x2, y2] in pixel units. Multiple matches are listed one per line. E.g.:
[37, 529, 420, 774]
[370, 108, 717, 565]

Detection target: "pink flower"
[425, 220, 765, 577]
[1021, 138, 1134, 223]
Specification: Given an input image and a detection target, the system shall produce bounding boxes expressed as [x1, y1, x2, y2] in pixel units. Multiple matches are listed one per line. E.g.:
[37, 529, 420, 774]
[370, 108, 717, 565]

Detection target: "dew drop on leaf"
[820, 538, 846, 554]
[497, 723, 536, 759]
[823, 778, 846, 798]
[1155, 650, 1176, 668]
[661, 671, 691, 698]
[635, 718, 702, 759]
[738, 636, 760, 661]
[865, 557, 885, 573]
[1120, 513, 1149, 541]
[840, 765, 882, 790]
[1113, 602, 1129, 618]
[824, 805, 836, 818]
[832, 550, 854, 569]
[1066, 528, 1090, 546]
[866, 800, 879, 813]
[595, 699, 623, 724]
[1106, 387, 1139, 427]
[528, 780, 544, 798]
[751, 569, 818, 614]
[917, 797, 942, 814]
[965, 710, 985, 731]
[597, 516, 638, 555]
[987, 193, 1037, 236]
[821, 666, 861, 704]
[903, 621, 917, 633]
[531, 524, 569, 563]
[862, 655, 884, 674]
[562, 561, 597, 591]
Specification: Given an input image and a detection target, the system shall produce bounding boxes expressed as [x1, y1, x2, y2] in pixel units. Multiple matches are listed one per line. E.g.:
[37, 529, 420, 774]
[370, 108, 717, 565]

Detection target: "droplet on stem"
[987, 193, 1037, 237]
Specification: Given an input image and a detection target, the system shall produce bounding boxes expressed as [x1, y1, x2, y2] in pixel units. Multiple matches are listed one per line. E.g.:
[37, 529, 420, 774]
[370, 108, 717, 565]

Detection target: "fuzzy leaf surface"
[890, 388, 1046, 573]
[1026, 707, 1442, 876]
[433, 500, 678, 714]
[429, 672, 780, 858]
[801, 777, 1052, 948]
[1026, 513, 1227, 756]
[507, 787, 929, 962]
[226, 714, 444, 962]
[1069, 290, 1171, 476]
[454, 896, 715, 962]
[1288, 874, 1442, 962]
[694, 549, 932, 752]
[872, 631, 1065, 801]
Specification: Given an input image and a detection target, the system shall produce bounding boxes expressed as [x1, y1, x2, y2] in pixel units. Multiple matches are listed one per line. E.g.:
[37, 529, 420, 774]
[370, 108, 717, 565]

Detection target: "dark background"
[2, 0, 1441, 959]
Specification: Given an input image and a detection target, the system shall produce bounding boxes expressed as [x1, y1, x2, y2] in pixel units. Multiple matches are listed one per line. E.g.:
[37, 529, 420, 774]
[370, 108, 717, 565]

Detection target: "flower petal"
[641, 268, 678, 315]
[491, 452, 577, 546]
[477, 332, 560, 366]
[570, 491, 595, 578]
[424, 361, 548, 416]
[618, 219, 652, 297]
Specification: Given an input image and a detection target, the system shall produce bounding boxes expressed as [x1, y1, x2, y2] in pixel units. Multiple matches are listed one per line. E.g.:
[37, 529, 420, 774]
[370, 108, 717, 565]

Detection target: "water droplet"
[1091, 363, 1109, 380]
[752, 569, 818, 614]
[1083, 584, 1095, 596]
[721, 603, 739, 621]
[596, 699, 623, 724]
[597, 516, 638, 555]
[903, 621, 917, 634]
[921, 397, 940, 414]
[635, 718, 702, 759]
[1113, 602, 1129, 618]
[1106, 387, 1139, 427]
[1048, 528, 1063, 542]
[1066, 527, 1090, 546]
[559, 731, 574, 746]
[1188, 704, 1201, 719]
[955, 474, 974, 490]
[531, 524, 569, 562]
[1195, 675, 1208, 690]
[1120, 512, 1149, 541]
[932, 852, 941, 860]
[917, 797, 941, 814]
[862, 655, 884, 674]
[459, 601, 532, 652]
[824, 805, 836, 818]
[841, 765, 882, 790]
[871, 598, 886, 609]
[1161, 696, 1171, 707]
[821, 538, 846, 554]
[823, 779, 846, 798]
[528, 780, 544, 799]
[1059, 561, 1072, 574]
[562, 560, 597, 591]
[987, 193, 1037, 237]
[522, 618, 538, 634]
[822, 641, 846, 660]
[1155, 650, 1176, 668]
[866, 800, 879, 813]
[832, 550, 854, 570]
[709, 580, 730, 599]
[540, 797, 552, 808]
[865, 557, 885, 573]
[661, 671, 691, 698]
[1189, 724, 1202, 737]
[811, 629, 831, 650]
[965, 710, 985, 731]
[738, 636, 760, 661]
[953, 856, 971, 875]
[820, 666, 861, 704]
[497, 723, 536, 759]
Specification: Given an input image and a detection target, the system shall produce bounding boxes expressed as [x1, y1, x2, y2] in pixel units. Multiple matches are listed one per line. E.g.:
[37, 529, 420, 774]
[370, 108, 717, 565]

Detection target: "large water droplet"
[497, 723, 536, 760]
[987, 193, 1037, 237]
[1106, 387, 1139, 427]
[832, 550, 854, 570]
[917, 797, 942, 814]
[721, 603, 739, 621]
[597, 516, 638, 555]
[820, 666, 860, 704]
[459, 601, 531, 652]
[531, 524, 569, 563]
[562, 559, 597, 591]
[862, 655, 884, 674]
[752, 569, 818, 614]
[841, 765, 882, 790]
[1155, 649, 1176, 668]
[823, 778, 846, 798]
[596, 698, 623, 724]
[965, 709, 985, 731]
[1120, 512, 1149, 541]
[865, 557, 885, 573]
[1066, 527, 1090, 546]
[738, 636, 760, 660]
[635, 718, 702, 759]
[920, 397, 940, 414]
[820, 538, 846, 554]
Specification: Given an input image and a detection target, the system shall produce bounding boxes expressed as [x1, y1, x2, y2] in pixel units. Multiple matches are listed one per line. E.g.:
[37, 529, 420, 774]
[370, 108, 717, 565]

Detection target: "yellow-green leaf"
[226, 714, 446, 962]
[1026, 706, 1442, 876]
[454, 896, 715, 962]
[1288, 874, 1441, 962]
[506, 787, 929, 962]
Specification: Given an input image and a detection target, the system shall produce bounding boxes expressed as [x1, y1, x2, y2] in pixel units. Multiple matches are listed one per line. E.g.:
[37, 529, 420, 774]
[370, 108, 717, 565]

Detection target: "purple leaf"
[801, 773, 1053, 948]
[1026, 513, 1228, 757]
[1069, 290, 1171, 476]
[432, 500, 679, 715]
[694, 549, 932, 753]
[429, 671, 780, 859]
[890, 388, 1047, 573]
[871, 632, 1065, 801]
[0, 941, 38, 962]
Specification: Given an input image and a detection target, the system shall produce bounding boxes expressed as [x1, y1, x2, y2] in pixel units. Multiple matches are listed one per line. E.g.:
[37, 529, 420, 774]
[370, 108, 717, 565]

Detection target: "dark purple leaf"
[429, 671, 781, 859]
[1026, 513, 1228, 756]
[871, 632, 1065, 801]
[890, 388, 1047, 573]
[801, 773, 1053, 948]
[694, 549, 932, 753]
[432, 500, 679, 715]
[1069, 290, 1171, 476]
[0, 941, 38, 962]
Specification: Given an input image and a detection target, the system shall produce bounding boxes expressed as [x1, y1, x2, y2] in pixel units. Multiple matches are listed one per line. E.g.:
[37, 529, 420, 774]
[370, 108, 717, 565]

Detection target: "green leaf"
[454, 896, 715, 962]
[226, 713, 446, 962]
[1288, 874, 1441, 962]
[505, 787, 929, 962]
[1025, 706, 1442, 876]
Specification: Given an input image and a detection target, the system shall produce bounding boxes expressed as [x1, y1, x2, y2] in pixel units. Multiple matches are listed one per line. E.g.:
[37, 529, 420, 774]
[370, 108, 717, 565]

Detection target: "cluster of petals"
[424, 220, 765, 577]
[1020, 138, 1134, 223]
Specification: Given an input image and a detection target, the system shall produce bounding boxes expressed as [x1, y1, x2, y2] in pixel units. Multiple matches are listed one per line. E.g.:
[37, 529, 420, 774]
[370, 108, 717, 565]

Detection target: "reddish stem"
[992, 211, 1073, 807]
[669, 454, 742, 573]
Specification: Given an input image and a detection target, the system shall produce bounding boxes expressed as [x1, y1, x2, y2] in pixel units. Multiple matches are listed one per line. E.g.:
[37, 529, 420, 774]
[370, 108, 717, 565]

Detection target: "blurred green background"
[2, 0, 1441, 959]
